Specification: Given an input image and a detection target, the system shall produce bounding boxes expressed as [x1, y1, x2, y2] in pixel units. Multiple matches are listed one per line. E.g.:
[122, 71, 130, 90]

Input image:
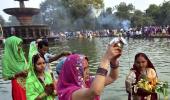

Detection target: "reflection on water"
[0, 38, 170, 100]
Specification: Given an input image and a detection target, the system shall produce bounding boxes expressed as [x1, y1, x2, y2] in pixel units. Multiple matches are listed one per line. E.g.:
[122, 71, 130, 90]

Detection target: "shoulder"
[26, 74, 35, 83]
[146, 68, 157, 78]
[44, 72, 53, 81]
[126, 70, 136, 79]
[128, 70, 136, 76]
[147, 68, 156, 74]
[26, 74, 37, 89]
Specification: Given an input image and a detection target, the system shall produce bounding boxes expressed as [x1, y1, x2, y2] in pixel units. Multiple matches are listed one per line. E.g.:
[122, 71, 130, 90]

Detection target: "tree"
[131, 10, 144, 27]
[39, 0, 103, 31]
[40, 0, 73, 31]
[145, 1, 170, 25]
[106, 7, 113, 15]
[143, 16, 155, 26]
[159, 1, 170, 25]
[115, 2, 134, 20]
[145, 4, 160, 25]
[131, 10, 155, 27]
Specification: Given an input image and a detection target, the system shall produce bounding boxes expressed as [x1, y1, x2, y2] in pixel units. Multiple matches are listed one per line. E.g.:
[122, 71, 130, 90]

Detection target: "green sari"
[26, 41, 55, 100]
[26, 71, 54, 100]
[28, 41, 38, 67]
[2, 36, 28, 79]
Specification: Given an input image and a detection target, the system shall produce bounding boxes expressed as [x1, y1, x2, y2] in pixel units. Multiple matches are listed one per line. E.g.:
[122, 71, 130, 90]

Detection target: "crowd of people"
[2, 35, 165, 100]
[52, 25, 170, 41]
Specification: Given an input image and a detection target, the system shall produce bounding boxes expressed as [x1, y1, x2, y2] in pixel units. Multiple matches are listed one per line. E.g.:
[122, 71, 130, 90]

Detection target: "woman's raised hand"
[105, 43, 122, 60]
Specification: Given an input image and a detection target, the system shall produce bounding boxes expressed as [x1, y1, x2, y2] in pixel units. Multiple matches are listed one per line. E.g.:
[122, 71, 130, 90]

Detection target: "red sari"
[12, 78, 26, 100]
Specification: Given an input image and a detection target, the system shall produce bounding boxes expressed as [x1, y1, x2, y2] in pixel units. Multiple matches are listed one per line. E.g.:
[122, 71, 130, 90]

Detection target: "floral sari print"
[57, 54, 99, 100]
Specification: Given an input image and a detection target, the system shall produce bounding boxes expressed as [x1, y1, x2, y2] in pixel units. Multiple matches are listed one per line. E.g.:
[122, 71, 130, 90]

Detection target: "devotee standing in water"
[125, 53, 158, 100]
[26, 53, 57, 100]
[56, 43, 122, 100]
[2, 36, 28, 100]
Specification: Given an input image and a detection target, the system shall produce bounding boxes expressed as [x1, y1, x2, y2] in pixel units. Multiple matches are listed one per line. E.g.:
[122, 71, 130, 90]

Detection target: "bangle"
[96, 67, 108, 76]
[110, 61, 119, 69]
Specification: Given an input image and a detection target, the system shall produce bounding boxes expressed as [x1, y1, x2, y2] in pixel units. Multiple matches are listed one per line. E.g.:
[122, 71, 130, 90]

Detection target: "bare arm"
[105, 59, 119, 86]
[72, 44, 122, 100]
[72, 55, 110, 100]
[49, 51, 71, 63]
[105, 67, 119, 86]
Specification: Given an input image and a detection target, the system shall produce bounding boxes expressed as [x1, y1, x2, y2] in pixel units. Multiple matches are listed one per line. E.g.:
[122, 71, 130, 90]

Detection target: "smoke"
[40, 0, 131, 31]
[97, 13, 120, 29]
[121, 20, 130, 31]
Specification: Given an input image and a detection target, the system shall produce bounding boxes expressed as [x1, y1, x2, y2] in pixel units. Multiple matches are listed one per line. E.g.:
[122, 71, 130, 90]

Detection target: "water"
[0, 37, 170, 100]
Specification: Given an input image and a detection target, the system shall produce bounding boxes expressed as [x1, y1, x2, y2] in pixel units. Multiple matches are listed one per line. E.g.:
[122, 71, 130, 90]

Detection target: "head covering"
[2, 36, 28, 79]
[26, 54, 54, 100]
[131, 52, 157, 82]
[28, 41, 38, 67]
[57, 54, 99, 100]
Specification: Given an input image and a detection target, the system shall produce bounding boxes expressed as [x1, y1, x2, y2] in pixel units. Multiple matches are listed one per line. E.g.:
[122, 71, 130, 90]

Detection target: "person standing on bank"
[2, 36, 28, 100]
[56, 43, 122, 100]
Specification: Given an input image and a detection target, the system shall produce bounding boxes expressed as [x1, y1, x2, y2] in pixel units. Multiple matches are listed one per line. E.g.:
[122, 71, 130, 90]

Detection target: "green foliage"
[143, 16, 155, 26]
[131, 10, 144, 27]
[115, 1, 170, 27]
[106, 7, 113, 15]
[115, 2, 134, 20]
[156, 81, 168, 100]
[159, 1, 170, 25]
[146, 4, 160, 18]
[145, 1, 170, 25]
[39, 0, 103, 31]
[131, 10, 155, 27]
[146, 4, 160, 24]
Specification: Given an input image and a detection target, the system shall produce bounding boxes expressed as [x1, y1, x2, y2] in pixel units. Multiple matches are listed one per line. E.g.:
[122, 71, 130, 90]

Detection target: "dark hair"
[132, 53, 156, 70]
[37, 39, 49, 49]
[32, 53, 45, 72]
[131, 53, 157, 81]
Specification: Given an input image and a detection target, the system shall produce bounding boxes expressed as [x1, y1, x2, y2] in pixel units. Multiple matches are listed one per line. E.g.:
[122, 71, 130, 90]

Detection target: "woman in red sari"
[2, 36, 28, 100]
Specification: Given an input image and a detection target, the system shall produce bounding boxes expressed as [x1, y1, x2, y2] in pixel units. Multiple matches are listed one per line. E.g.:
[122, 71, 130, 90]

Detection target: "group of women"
[2, 36, 158, 100]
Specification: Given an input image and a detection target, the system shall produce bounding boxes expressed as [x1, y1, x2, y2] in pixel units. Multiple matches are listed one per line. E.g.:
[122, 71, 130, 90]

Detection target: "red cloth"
[12, 79, 26, 100]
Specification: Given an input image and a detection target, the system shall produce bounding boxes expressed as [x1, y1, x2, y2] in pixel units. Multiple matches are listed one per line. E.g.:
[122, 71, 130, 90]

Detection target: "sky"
[0, 0, 167, 21]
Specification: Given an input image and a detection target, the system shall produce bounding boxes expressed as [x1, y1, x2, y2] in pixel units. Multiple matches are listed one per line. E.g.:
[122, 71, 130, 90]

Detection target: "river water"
[0, 37, 170, 100]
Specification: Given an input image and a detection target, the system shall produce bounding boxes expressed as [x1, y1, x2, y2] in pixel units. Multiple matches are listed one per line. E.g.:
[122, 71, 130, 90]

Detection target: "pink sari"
[57, 54, 99, 100]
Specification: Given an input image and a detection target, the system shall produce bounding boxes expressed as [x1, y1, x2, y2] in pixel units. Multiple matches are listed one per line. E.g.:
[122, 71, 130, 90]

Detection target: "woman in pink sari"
[57, 43, 122, 100]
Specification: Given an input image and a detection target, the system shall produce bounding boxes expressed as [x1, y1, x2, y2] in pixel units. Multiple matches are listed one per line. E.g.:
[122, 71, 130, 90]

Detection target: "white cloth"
[44, 53, 55, 72]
